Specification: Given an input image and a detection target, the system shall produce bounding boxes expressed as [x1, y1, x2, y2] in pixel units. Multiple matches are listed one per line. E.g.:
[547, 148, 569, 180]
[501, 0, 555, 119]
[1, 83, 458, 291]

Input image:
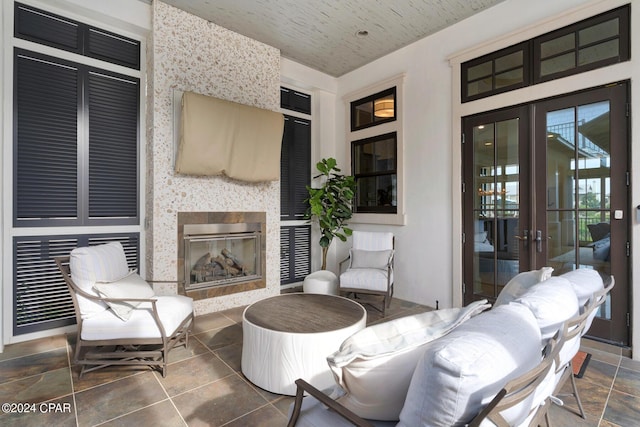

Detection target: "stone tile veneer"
[147, 1, 281, 314]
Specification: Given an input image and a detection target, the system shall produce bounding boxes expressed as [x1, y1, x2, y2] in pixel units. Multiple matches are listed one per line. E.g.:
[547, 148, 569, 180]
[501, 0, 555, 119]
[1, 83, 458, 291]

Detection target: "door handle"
[514, 229, 529, 248]
[535, 230, 541, 253]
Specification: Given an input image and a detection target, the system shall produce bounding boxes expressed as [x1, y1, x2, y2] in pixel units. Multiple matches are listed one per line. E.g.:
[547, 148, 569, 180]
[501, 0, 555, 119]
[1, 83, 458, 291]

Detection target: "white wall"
[334, 0, 639, 360]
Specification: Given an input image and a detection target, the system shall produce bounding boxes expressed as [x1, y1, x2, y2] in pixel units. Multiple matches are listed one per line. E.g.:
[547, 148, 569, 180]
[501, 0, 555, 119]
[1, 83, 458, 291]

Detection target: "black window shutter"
[280, 225, 310, 285]
[15, 3, 80, 53]
[87, 28, 140, 70]
[280, 115, 310, 219]
[88, 71, 139, 220]
[15, 51, 79, 222]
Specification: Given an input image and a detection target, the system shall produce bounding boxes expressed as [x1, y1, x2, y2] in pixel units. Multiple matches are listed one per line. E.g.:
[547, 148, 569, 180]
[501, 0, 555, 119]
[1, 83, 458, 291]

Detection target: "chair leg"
[568, 361, 586, 419]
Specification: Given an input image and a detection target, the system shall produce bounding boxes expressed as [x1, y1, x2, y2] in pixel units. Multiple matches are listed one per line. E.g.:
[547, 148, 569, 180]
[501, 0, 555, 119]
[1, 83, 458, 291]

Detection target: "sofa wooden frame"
[54, 256, 193, 378]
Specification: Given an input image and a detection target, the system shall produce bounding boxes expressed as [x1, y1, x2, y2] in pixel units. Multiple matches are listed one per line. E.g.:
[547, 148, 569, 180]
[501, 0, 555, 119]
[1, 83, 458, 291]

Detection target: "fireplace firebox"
[183, 223, 262, 291]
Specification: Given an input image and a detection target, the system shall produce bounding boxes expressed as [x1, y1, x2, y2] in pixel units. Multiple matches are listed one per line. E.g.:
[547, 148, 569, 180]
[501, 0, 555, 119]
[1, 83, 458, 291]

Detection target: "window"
[345, 75, 405, 225]
[14, 49, 140, 227]
[462, 43, 529, 102]
[352, 133, 397, 213]
[461, 5, 629, 102]
[10, 3, 142, 335]
[350, 87, 396, 131]
[280, 87, 311, 284]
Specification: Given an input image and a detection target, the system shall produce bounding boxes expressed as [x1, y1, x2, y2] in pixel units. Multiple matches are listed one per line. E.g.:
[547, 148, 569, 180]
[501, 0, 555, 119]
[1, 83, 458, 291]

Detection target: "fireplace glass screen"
[184, 223, 261, 290]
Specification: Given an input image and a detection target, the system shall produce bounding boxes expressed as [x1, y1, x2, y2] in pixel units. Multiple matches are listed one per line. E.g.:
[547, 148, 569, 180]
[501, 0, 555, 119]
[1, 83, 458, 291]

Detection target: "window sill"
[351, 212, 406, 226]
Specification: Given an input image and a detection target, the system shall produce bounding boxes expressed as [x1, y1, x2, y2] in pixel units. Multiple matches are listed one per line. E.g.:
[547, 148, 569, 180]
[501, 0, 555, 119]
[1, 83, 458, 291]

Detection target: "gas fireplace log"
[221, 248, 245, 271]
[193, 252, 212, 270]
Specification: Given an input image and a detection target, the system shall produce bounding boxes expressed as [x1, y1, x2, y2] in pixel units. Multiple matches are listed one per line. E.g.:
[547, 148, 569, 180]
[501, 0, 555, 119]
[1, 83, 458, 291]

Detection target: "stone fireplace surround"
[177, 211, 267, 301]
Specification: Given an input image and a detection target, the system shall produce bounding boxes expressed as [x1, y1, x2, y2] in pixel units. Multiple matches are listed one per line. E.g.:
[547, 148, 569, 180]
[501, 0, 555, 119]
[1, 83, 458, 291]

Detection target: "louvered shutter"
[280, 225, 310, 285]
[15, 51, 79, 222]
[88, 71, 139, 220]
[14, 233, 139, 335]
[280, 115, 310, 219]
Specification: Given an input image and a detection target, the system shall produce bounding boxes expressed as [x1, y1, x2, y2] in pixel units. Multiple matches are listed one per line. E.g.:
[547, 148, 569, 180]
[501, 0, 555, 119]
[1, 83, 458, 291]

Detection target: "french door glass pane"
[472, 118, 520, 298]
[545, 100, 612, 320]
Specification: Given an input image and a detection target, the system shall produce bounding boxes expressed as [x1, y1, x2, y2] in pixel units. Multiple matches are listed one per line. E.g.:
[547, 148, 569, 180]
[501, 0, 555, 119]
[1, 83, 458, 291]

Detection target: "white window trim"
[343, 73, 406, 225]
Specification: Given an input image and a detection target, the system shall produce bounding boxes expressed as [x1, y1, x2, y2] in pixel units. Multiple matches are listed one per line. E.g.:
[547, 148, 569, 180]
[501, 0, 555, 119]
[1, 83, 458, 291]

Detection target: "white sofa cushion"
[559, 269, 604, 336]
[513, 276, 579, 341]
[494, 267, 554, 307]
[81, 295, 193, 340]
[70, 242, 132, 319]
[327, 301, 490, 421]
[93, 273, 156, 321]
[398, 304, 542, 427]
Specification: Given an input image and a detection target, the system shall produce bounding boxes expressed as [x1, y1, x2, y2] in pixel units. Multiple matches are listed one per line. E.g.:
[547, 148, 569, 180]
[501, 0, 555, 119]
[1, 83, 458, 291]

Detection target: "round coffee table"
[241, 293, 366, 395]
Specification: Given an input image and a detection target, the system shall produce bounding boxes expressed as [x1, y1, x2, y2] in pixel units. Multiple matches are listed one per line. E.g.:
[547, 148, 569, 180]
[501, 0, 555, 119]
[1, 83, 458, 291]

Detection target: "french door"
[463, 82, 629, 345]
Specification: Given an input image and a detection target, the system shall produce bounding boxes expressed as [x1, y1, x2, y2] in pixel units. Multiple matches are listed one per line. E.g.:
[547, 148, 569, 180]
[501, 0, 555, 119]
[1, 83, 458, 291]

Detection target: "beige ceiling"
[159, 0, 506, 77]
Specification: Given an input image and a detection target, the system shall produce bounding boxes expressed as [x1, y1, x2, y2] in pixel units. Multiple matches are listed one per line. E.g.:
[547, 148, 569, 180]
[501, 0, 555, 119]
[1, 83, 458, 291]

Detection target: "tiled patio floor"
[0, 295, 638, 426]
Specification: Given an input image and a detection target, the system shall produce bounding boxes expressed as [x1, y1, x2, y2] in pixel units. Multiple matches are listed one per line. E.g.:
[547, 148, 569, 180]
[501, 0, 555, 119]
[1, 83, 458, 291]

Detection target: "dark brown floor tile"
[581, 359, 618, 390]
[619, 357, 640, 373]
[214, 342, 242, 371]
[602, 389, 640, 426]
[193, 312, 235, 334]
[172, 374, 269, 426]
[157, 353, 234, 396]
[584, 347, 622, 367]
[548, 403, 599, 426]
[558, 378, 609, 420]
[0, 335, 69, 362]
[612, 367, 640, 397]
[167, 338, 211, 364]
[0, 394, 75, 427]
[218, 306, 247, 324]
[71, 362, 152, 392]
[0, 367, 72, 404]
[99, 399, 185, 427]
[271, 395, 295, 418]
[0, 348, 69, 383]
[75, 371, 167, 426]
[194, 323, 243, 351]
[223, 404, 288, 427]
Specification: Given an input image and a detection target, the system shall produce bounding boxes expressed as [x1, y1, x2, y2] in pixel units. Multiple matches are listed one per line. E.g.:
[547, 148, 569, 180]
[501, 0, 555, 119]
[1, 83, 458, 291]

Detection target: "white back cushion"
[327, 301, 490, 421]
[352, 231, 393, 250]
[93, 273, 155, 321]
[70, 242, 131, 319]
[559, 269, 604, 307]
[398, 304, 542, 427]
[513, 276, 579, 341]
[494, 267, 554, 307]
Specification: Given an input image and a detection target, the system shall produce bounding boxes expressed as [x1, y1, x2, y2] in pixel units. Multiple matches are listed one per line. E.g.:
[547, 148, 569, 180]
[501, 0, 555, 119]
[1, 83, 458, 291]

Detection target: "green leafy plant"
[305, 158, 356, 270]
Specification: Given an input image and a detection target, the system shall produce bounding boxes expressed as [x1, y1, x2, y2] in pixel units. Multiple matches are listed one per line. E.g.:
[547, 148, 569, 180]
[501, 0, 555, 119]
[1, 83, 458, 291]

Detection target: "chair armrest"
[287, 379, 373, 427]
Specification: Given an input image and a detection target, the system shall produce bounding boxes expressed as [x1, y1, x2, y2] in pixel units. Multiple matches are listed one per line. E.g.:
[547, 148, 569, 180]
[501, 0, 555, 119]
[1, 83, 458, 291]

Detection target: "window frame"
[351, 132, 398, 214]
[344, 74, 406, 225]
[461, 4, 630, 103]
[350, 87, 397, 131]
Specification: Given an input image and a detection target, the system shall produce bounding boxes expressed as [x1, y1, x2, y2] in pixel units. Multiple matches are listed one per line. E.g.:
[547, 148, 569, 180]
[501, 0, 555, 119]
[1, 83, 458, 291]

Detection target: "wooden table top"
[243, 293, 365, 333]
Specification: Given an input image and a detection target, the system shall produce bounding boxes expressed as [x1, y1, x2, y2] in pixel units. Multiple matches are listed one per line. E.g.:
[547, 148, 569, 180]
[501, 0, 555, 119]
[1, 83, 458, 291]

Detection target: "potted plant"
[305, 158, 356, 270]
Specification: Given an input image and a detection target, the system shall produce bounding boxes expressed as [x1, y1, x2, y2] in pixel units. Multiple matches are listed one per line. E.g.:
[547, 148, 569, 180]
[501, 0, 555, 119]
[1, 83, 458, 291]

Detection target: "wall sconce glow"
[374, 98, 394, 117]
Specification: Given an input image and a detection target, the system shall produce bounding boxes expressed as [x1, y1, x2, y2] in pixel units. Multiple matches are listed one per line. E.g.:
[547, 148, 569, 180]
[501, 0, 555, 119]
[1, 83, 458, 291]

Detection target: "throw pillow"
[327, 300, 490, 421]
[494, 267, 554, 307]
[70, 242, 132, 319]
[93, 273, 155, 321]
[350, 249, 393, 270]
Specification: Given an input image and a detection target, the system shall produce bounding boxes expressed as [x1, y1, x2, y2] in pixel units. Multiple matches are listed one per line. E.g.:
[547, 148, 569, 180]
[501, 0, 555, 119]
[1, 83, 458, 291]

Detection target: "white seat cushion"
[81, 295, 193, 340]
[327, 300, 490, 421]
[340, 269, 392, 292]
[398, 304, 542, 427]
[70, 242, 132, 319]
